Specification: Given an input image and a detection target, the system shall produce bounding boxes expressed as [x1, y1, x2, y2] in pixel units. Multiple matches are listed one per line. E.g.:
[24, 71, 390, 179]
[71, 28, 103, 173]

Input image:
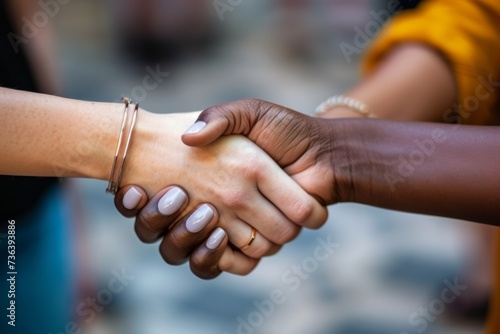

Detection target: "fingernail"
[123, 187, 142, 209]
[186, 204, 214, 233]
[206, 227, 226, 249]
[183, 121, 206, 135]
[158, 187, 187, 215]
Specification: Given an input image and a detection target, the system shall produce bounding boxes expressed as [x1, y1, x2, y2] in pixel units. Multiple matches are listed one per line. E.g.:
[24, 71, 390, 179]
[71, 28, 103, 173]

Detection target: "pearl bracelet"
[315, 95, 373, 118]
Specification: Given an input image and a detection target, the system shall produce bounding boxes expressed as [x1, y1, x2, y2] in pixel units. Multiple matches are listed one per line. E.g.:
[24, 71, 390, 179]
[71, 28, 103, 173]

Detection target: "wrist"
[118, 110, 167, 193]
[322, 118, 352, 203]
[67, 101, 124, 181]
[119, 111, 201, 195]
[324, 118, 376, 204]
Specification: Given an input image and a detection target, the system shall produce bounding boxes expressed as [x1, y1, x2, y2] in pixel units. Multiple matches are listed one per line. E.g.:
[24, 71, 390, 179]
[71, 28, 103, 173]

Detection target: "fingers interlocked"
[115, 185, 285, 279]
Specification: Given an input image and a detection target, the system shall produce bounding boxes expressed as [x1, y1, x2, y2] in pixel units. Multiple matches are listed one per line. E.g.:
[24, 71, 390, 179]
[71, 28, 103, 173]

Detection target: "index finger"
[257, 161, 328, 229]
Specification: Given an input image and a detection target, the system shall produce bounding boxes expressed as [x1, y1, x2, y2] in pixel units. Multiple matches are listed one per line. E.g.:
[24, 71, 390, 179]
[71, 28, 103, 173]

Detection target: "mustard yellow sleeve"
[362, 0, 500, 125]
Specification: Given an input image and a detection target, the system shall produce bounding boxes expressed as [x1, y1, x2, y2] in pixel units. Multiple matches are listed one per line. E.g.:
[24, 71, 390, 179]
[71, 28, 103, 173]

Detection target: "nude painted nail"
[123, 187, 142, 209]
[206, 227, 226, 250]
[183, 121, 206, 135]
[158, 187, 187, 215]
[186, 204, 214, 233]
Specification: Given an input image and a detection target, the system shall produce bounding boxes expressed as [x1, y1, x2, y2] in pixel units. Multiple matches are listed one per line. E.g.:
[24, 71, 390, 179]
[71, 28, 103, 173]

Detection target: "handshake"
[112, 99, 341, 279]
[2, 88, 351, 279]
[4, 88, 495, 280]
[109, 97, 500, 279]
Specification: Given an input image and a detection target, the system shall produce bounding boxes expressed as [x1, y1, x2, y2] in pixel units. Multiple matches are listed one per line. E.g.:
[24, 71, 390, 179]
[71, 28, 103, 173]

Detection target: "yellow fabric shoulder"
[363, 0, 500, 125]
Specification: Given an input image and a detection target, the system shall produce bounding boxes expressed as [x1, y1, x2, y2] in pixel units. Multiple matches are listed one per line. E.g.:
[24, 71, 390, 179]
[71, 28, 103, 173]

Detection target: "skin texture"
[0, 87, 327, 276]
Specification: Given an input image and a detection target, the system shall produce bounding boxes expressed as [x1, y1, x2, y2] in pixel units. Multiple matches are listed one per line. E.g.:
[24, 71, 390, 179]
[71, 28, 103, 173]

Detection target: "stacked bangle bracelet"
[106, 97, 139, 195]
[315, 95, 374, 118]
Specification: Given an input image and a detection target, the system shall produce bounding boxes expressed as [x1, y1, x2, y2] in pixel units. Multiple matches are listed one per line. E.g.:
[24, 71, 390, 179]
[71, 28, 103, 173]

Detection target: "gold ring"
[241, 228, 257, 250]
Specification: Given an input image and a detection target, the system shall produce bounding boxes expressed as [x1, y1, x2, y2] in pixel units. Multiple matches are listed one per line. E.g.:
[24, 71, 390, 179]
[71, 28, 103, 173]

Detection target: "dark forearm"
[331, 119, 500, 225]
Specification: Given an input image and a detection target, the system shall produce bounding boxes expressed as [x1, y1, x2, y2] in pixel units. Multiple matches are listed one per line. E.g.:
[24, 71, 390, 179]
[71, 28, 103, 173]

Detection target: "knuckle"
[189, 252, 220, 280]
[159, 247, 185, 266]
[216, 256, 232, 272]
[159, 251, 176, 266]
[159, 236, 187, 266]
[222, 190, 250, 209]
[272, 224, 301, 245]
[217, 255, 257, 275]
[167, 232, 186, 253]
[134, 223, 156, 243]
[160, 253, 179, 266]
[245, 157, 262, 175]
[239, 98, 263, 112]
[189, 256, 221, 279]
[289, 198, 315, 224]
[266, 244, 282, 256]
[245, 241, 271, 259]
[136, 209, 161, 234]
[189, 254, 205, 270]
[191, 263, 220, 280]
[238, 157, 263, 181]
[248, 98, 268, 113]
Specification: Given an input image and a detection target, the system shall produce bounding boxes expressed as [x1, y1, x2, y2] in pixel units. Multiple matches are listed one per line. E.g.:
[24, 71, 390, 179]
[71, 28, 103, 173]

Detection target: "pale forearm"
[0, 87, 121, 179]
[320, 44, 457, 121]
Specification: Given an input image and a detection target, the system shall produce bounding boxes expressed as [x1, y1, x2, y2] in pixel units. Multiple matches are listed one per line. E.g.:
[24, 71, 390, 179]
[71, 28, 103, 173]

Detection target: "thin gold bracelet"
[314, 95, 374, 118]
[106, 97, 139, 195]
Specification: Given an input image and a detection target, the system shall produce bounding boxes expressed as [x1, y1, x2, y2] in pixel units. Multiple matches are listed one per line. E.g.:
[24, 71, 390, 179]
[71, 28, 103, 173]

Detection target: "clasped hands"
[114, 99, 343, 279]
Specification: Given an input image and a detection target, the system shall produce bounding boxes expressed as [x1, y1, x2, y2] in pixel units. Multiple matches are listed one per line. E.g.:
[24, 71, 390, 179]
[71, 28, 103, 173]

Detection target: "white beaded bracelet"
[315, 95, 373, 118]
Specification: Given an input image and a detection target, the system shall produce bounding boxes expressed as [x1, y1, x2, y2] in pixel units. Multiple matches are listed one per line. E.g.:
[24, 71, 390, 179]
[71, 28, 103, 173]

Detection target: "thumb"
[181, 114, 229, 147]
[181, 99, 261, 147]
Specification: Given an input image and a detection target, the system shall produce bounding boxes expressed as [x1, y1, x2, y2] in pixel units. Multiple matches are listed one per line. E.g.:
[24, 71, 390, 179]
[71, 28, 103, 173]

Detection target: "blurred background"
[0, 0, 495, 333]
